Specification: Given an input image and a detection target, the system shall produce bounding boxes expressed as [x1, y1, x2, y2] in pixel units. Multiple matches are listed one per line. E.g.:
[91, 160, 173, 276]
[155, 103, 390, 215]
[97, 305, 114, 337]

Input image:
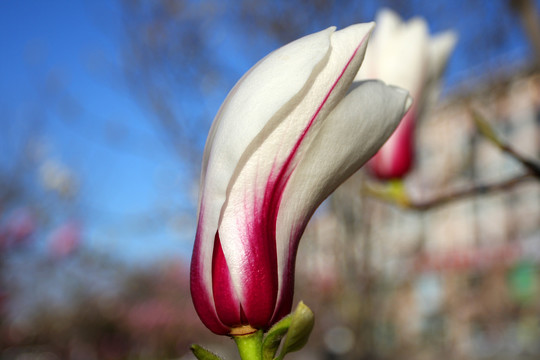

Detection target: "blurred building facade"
[296, 71, 540, 360]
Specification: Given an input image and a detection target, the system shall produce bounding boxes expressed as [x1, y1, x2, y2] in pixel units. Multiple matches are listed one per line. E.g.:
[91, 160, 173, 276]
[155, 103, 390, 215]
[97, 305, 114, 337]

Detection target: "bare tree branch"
[364, 173, 536, 211]
[471, 108, 540, 177]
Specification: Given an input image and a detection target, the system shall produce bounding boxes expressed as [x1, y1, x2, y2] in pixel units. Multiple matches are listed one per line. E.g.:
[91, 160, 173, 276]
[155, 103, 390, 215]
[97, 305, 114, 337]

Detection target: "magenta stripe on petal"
[212, 232, 243, 327]
[270, 223, 305, 324]
[190, 211, 230, 335]
[237, 169, 280, 329]
[272, 32, 367, 212]
[270, 38, 368, 323]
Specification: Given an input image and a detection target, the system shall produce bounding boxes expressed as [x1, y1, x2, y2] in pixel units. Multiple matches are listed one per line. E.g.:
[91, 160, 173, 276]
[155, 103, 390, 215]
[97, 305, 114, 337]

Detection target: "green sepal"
[274, 301, 315, 360]
[261, 313, 292, 360]
[364, 179, 410, 208]
[191, 344, 224, 360]
[387, 179, 409, 206]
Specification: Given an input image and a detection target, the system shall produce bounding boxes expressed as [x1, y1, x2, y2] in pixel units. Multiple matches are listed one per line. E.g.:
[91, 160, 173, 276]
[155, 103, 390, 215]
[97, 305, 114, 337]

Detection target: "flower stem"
[233, 330, 263, 360]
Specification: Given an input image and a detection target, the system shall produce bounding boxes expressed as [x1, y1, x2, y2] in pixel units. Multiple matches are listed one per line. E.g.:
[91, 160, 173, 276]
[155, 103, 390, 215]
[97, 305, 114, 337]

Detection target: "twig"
[471, 109, 540, 177]
[405, 173, 534, 210]
[365, 173, 536, 211]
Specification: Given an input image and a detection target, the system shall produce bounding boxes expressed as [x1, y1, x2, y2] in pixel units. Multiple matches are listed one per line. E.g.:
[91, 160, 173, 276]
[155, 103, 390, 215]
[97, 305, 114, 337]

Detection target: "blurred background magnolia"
[1, 0, 540, 359]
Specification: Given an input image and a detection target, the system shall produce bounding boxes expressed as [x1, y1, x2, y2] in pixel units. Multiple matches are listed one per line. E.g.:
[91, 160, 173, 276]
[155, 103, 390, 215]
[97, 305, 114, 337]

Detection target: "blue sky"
[1, 0, 538, 265]
[0, 1, 189, 263]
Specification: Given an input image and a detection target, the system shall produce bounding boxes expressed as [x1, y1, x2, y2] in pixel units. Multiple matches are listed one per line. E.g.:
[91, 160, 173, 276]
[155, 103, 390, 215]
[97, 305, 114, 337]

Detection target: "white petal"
[273, 80, 412, 311]
[427, 31, 457, 80]
[356, 8, 429, 96]
[200, 26, 334, 202]
[193, 27, 335, 311]
[375, 8, 402, 35]
[418, 31, 458, 116]
[217, 23, 375, 307]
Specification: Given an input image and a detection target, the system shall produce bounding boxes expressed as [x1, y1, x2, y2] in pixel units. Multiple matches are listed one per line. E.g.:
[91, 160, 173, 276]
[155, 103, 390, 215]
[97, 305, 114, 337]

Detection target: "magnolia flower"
[357, 9, 457, 179]
[190, 23, 411, 335]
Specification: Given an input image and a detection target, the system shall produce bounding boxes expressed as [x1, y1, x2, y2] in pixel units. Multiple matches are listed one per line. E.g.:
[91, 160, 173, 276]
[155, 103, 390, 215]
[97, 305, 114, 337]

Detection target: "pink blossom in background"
[0, 208, 36, 250]
[48, 221, 81, 258]
[127, 299, 181, 332]
[0, 290, 8, 316]
[356, 9, 457, 180]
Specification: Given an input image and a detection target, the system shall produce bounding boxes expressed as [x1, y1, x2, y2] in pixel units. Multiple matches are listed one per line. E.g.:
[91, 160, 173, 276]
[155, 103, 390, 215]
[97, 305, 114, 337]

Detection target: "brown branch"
[405, 173, 535, 210]
[499, 143, 540, 178]
[471, 108, 540, 178]
[365, 173, 536, 211]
